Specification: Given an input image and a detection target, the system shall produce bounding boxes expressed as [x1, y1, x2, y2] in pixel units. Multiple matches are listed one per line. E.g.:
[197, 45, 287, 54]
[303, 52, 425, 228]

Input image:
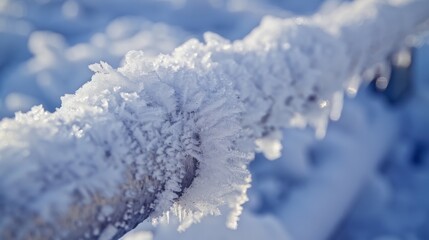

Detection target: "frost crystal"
[0, 0, 428, 239]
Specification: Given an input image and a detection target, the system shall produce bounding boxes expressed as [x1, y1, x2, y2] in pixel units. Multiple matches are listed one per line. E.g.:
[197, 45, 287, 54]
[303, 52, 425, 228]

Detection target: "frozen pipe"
[0, 0, 428, 239]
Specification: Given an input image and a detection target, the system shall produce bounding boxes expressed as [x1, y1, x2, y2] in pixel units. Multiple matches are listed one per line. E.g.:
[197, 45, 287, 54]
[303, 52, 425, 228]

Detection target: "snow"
[1, 0, 429, 239]
[0, 18, 191, 117]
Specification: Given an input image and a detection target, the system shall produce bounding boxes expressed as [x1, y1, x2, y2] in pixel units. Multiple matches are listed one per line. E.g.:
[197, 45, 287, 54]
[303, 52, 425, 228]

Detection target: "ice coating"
[0, 0, 428, 239]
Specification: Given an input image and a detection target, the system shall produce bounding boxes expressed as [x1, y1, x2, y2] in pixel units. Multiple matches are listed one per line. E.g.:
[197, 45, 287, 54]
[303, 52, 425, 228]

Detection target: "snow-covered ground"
[0, 0, 428, 239]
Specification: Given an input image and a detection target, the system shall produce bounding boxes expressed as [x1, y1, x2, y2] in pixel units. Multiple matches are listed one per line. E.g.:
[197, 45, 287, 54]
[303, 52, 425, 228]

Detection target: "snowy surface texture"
[0, 0, 429, 239]
[0, 18, 191, 116]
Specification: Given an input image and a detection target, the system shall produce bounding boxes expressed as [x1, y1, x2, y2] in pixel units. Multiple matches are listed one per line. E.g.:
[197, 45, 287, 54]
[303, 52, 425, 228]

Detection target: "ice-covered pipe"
[0, 0, 428, 239]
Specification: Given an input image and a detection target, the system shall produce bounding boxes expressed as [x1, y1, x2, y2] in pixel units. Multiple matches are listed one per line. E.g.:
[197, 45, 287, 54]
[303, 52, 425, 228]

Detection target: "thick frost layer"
[0, 17, 190, 117]
[1, 0, 429, 239]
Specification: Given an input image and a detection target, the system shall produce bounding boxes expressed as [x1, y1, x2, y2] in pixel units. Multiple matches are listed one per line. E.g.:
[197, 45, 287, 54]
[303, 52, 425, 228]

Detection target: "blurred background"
[0, 0, 428, 239]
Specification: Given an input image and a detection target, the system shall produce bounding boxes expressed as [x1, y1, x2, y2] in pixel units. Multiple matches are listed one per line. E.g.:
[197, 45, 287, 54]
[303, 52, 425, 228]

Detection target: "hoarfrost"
[0, 0, 428, 239]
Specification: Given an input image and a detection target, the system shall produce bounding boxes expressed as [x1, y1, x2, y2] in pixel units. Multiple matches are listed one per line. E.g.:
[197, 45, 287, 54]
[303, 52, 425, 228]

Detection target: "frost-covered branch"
[1, 0, 429, 239]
